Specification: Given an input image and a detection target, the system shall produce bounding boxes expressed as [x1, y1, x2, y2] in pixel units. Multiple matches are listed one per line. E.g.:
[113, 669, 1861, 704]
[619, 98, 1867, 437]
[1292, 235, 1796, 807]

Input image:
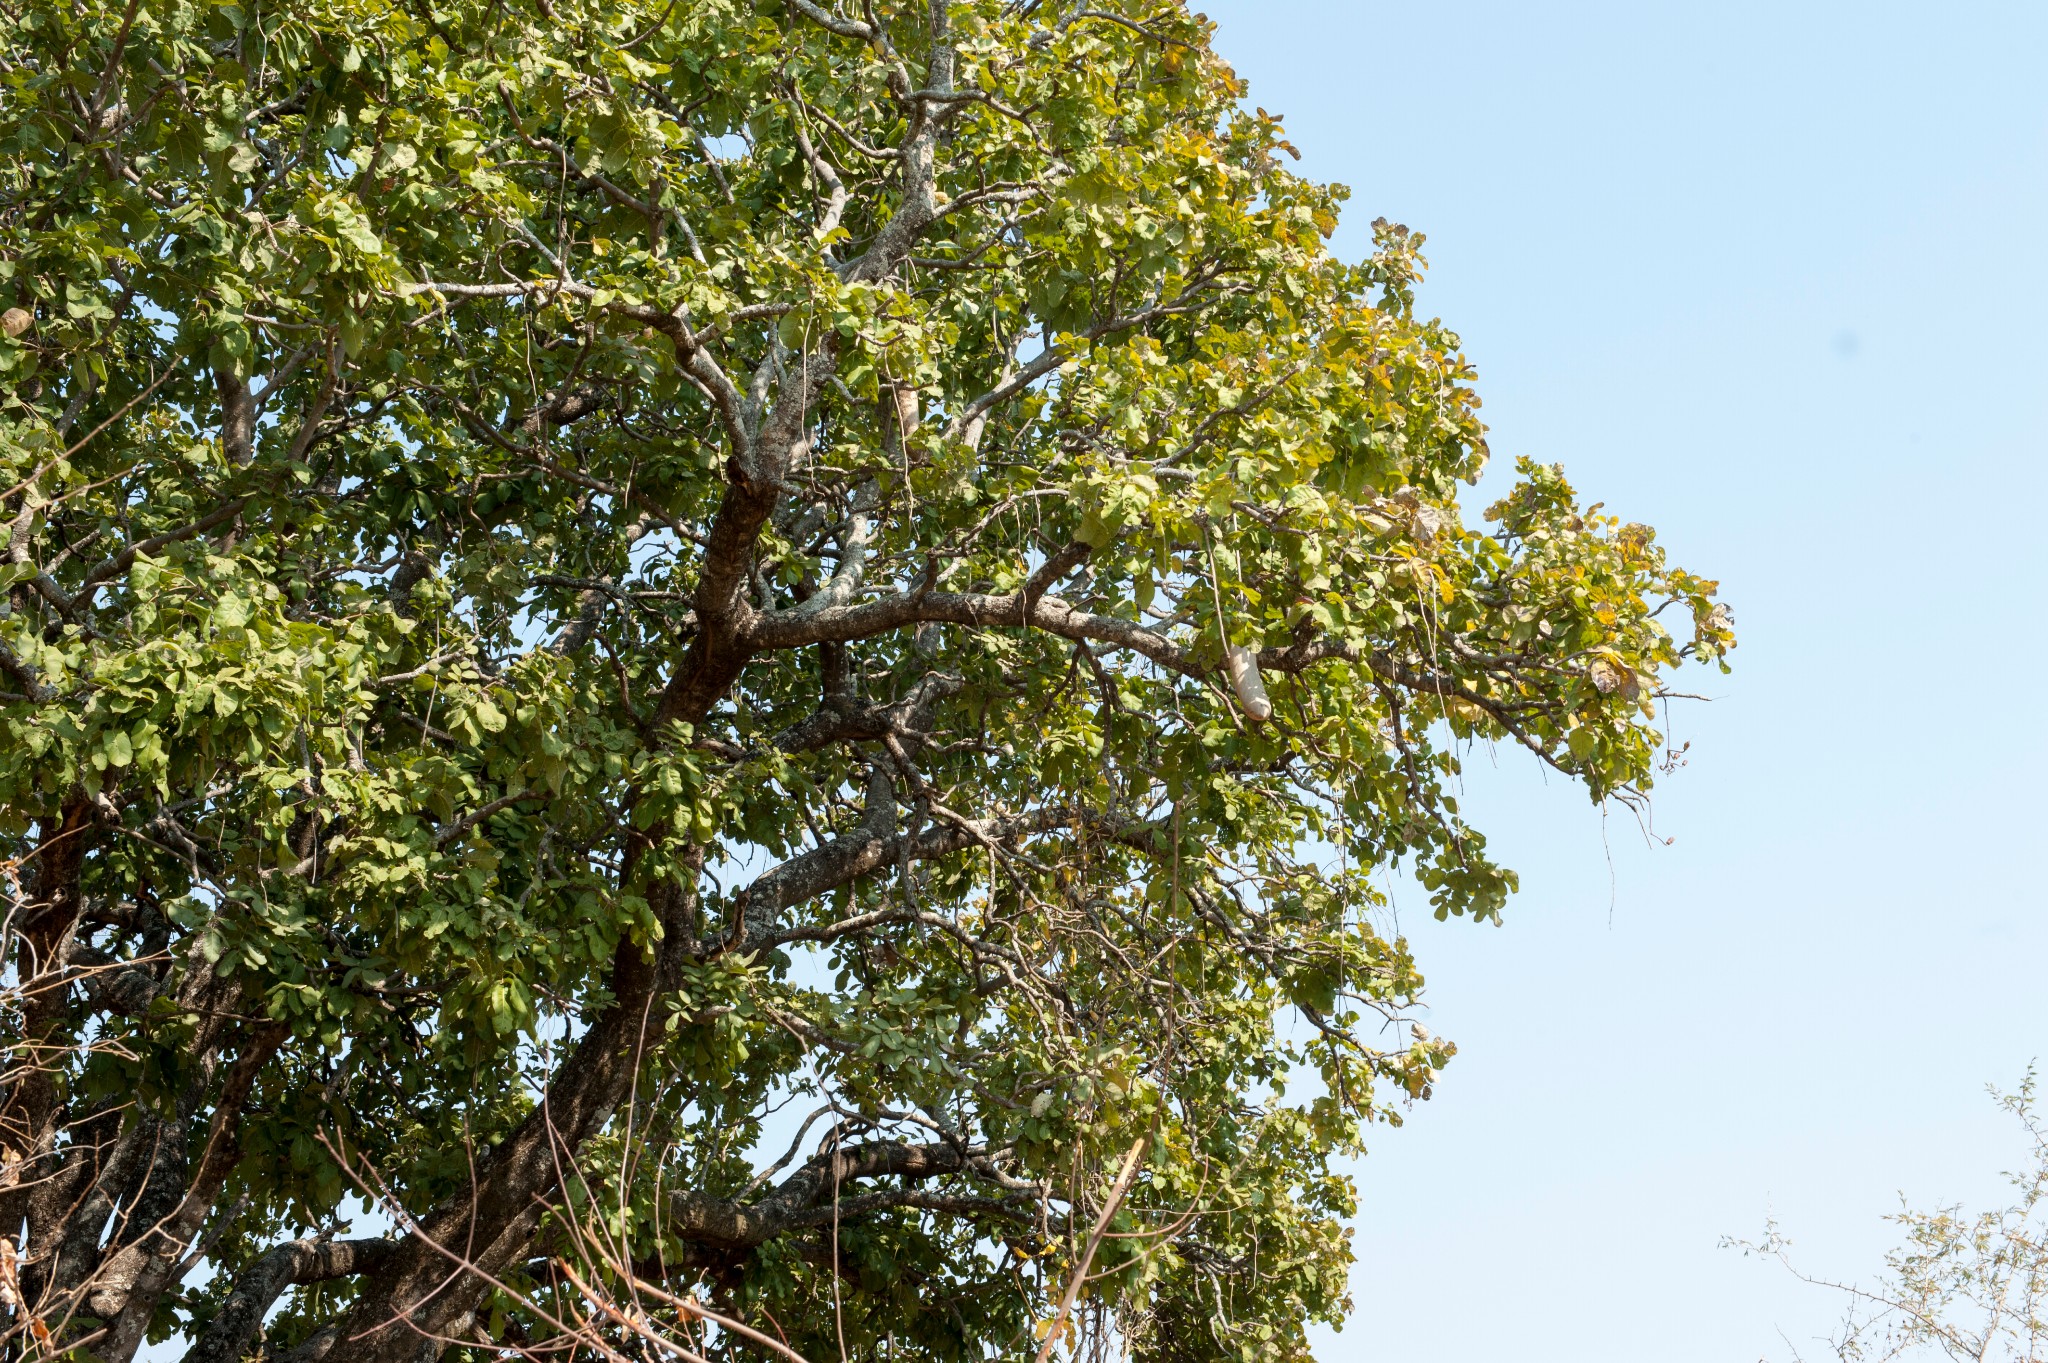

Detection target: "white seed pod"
[892, 383, 921, 434]
[1, 308, 31, 339]
[1224, 645, 1273, 722]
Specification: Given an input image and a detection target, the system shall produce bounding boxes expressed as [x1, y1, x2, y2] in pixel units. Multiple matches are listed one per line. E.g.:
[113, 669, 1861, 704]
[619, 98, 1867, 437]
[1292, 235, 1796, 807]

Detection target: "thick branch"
[790, 119, 850, 241]
[767, 669, 959, 755]
[94, 1023, 288, 1363]
[781, 479, 876, 623]
[669, 1139, 984, 1250]
[178, 1238, 395, 1363]
[748, 581, 1194, 677]
[0, 803, 94, 1233]
[214, 368, 254, 467]
[786, 0, 877, 42]
[319, 866, 701, 1363]
[653, 348, 835, 730]
[0, 636, 57, 703]
[836, 1, 952, 285]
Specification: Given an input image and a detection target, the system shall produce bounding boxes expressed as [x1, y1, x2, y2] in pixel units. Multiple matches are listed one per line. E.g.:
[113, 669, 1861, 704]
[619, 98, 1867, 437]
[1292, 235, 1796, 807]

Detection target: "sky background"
[1192, 1, 2048, 1359]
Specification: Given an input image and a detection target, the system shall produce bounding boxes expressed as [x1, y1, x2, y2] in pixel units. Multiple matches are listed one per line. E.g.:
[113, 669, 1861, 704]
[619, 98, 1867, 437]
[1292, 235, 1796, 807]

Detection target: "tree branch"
[177, 1237, 395, 1363]
[734, 802, 1069, 948]
[214, 368, 255, 468]
[942, 280, 1232, 443]
[668, 1138, 1014, 1251]
[75, 495, 253, 605]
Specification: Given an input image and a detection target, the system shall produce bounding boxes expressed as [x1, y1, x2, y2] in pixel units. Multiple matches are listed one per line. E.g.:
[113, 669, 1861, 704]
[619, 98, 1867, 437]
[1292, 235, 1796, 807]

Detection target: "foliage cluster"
[0, 2, 1730, 1360]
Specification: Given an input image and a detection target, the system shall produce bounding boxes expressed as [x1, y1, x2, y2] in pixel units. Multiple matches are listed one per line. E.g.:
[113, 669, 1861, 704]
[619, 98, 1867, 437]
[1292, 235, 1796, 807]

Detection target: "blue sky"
[1194, 1, 2048, 1358]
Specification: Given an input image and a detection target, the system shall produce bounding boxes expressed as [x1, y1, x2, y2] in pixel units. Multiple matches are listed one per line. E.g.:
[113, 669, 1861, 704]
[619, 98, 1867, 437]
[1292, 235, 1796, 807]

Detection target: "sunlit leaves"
[0, 1, 1731, 1360]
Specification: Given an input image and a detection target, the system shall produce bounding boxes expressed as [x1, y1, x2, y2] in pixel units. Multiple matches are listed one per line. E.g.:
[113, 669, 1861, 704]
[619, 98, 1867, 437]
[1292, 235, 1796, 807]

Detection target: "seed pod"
[1224, 644, 1272, 722]
[1, 308, 30, 339]
[892, 383, 920, 434]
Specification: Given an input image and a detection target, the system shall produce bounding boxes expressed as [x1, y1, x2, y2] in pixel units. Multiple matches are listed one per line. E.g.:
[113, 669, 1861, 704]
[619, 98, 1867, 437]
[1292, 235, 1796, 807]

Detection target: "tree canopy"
[0, 2, 1733, 1361]
[1730, 1073, 2048, 1362]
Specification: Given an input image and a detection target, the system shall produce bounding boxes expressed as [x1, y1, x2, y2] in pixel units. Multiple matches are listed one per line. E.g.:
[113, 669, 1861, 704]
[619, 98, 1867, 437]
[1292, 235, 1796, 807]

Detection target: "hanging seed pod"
[1224, 645, 1273, 722]
[1, 309, 31, 339]
[892, 382, 921, 435]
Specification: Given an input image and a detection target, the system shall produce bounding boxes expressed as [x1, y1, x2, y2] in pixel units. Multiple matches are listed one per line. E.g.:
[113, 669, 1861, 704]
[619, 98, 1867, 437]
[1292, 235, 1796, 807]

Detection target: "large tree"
[0, 1, 1733, 1360]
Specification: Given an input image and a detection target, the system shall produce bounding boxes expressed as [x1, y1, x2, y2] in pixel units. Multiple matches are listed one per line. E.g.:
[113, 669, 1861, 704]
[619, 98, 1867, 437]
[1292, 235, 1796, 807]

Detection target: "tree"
[1730, 1075, 2048, 1362]
[0, 1, 1734, 1360]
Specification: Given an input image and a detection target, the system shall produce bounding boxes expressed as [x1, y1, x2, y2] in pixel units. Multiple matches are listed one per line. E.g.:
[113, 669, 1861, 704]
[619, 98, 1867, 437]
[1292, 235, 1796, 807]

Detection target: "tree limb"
[177, 1237, 395, 1363]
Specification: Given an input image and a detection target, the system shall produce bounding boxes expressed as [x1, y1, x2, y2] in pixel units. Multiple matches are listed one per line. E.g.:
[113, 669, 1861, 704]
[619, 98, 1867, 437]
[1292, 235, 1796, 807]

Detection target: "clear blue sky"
[1195, 1, 2048, 1358]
